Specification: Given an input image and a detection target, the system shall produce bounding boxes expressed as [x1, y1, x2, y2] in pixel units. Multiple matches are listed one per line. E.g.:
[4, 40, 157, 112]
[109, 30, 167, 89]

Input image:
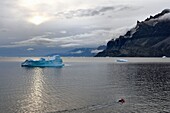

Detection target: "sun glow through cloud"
[18, 0, 55, 25]
[28, 15, 49, 25]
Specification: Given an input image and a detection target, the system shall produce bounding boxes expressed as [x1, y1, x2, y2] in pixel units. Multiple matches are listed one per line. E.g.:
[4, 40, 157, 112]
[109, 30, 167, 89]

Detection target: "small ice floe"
[21, 55, 64, 67]
[116, 59, 128, 62]
[162, 56, 167, 58]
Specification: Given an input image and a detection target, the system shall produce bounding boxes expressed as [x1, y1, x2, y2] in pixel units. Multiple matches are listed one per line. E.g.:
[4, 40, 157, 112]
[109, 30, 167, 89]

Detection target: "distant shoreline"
[0, 57, 170, 63]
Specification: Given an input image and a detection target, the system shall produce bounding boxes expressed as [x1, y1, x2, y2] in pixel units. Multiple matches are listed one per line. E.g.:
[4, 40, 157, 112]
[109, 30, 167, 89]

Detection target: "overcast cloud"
[2, 27, 129, 48]
[55, 5, 136, 19]
[0, 0, 170, 56]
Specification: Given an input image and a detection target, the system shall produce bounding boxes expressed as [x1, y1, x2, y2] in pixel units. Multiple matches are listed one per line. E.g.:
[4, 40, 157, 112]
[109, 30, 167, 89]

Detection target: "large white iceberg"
[21, 55, 64, 67]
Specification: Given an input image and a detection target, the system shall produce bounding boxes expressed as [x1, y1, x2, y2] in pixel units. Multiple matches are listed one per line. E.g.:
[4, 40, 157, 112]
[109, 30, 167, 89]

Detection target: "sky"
[0, 0, 170, 56]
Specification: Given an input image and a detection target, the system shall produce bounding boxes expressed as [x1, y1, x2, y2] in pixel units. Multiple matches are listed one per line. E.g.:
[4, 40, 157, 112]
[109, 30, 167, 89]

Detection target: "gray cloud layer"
[55, 5, 135, 19]
[2, 27, 130, 48]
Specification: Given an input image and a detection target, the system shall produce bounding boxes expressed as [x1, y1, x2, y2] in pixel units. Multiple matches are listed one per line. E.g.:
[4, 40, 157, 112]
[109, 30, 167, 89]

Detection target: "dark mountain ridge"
[96, 9, 170, 57]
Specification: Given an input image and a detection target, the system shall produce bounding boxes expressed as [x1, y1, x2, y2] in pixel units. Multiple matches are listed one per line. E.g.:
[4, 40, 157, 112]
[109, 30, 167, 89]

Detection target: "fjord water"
[0, 57, 170, 113]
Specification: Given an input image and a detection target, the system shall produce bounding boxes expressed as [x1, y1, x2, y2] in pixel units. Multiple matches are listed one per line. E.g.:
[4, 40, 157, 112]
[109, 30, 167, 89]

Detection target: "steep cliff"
[96, 9, 170, 57]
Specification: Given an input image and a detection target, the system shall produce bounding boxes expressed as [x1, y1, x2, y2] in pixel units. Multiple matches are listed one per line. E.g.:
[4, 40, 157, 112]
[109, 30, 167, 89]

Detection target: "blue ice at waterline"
[21, 55, 64, 67]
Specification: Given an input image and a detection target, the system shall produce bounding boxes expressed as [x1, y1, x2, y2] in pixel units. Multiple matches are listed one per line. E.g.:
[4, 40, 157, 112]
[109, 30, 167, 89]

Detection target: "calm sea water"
[0, 57, 170, 113]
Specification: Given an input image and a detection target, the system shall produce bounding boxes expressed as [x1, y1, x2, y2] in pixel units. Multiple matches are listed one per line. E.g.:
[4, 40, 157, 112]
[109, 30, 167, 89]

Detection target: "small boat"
[21, 55, 64, 67]
[116, 59, 128, 62]
[118, 98, 125, 104]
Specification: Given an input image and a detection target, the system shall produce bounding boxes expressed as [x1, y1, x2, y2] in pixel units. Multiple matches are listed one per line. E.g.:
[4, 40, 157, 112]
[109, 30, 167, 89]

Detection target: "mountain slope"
[48, 46, 106, 57]
[96, 9, 170, 57]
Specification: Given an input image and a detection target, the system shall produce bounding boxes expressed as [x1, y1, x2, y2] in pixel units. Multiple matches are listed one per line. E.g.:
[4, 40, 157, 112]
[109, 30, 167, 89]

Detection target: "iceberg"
[21, 55, 64, 67]
[162, 56, 167, 58]
[116, 59, 128, 62]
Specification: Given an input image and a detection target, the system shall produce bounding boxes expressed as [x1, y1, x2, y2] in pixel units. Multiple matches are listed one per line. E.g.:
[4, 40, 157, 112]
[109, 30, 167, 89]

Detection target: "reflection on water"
[19, 68, 45, 112]
[29, 68, 44, 111]
[0, 58, 170, 113]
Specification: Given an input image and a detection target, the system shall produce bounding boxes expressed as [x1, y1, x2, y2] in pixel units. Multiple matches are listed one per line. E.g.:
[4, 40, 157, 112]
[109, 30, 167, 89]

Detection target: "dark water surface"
[0, 57, 170, 113]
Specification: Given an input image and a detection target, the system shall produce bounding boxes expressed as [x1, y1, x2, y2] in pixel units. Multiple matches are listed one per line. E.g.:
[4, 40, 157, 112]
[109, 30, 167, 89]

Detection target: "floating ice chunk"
[21, 55, 64, 67]
[162, 56, 167, 58]
[116, 59, 128, 62]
